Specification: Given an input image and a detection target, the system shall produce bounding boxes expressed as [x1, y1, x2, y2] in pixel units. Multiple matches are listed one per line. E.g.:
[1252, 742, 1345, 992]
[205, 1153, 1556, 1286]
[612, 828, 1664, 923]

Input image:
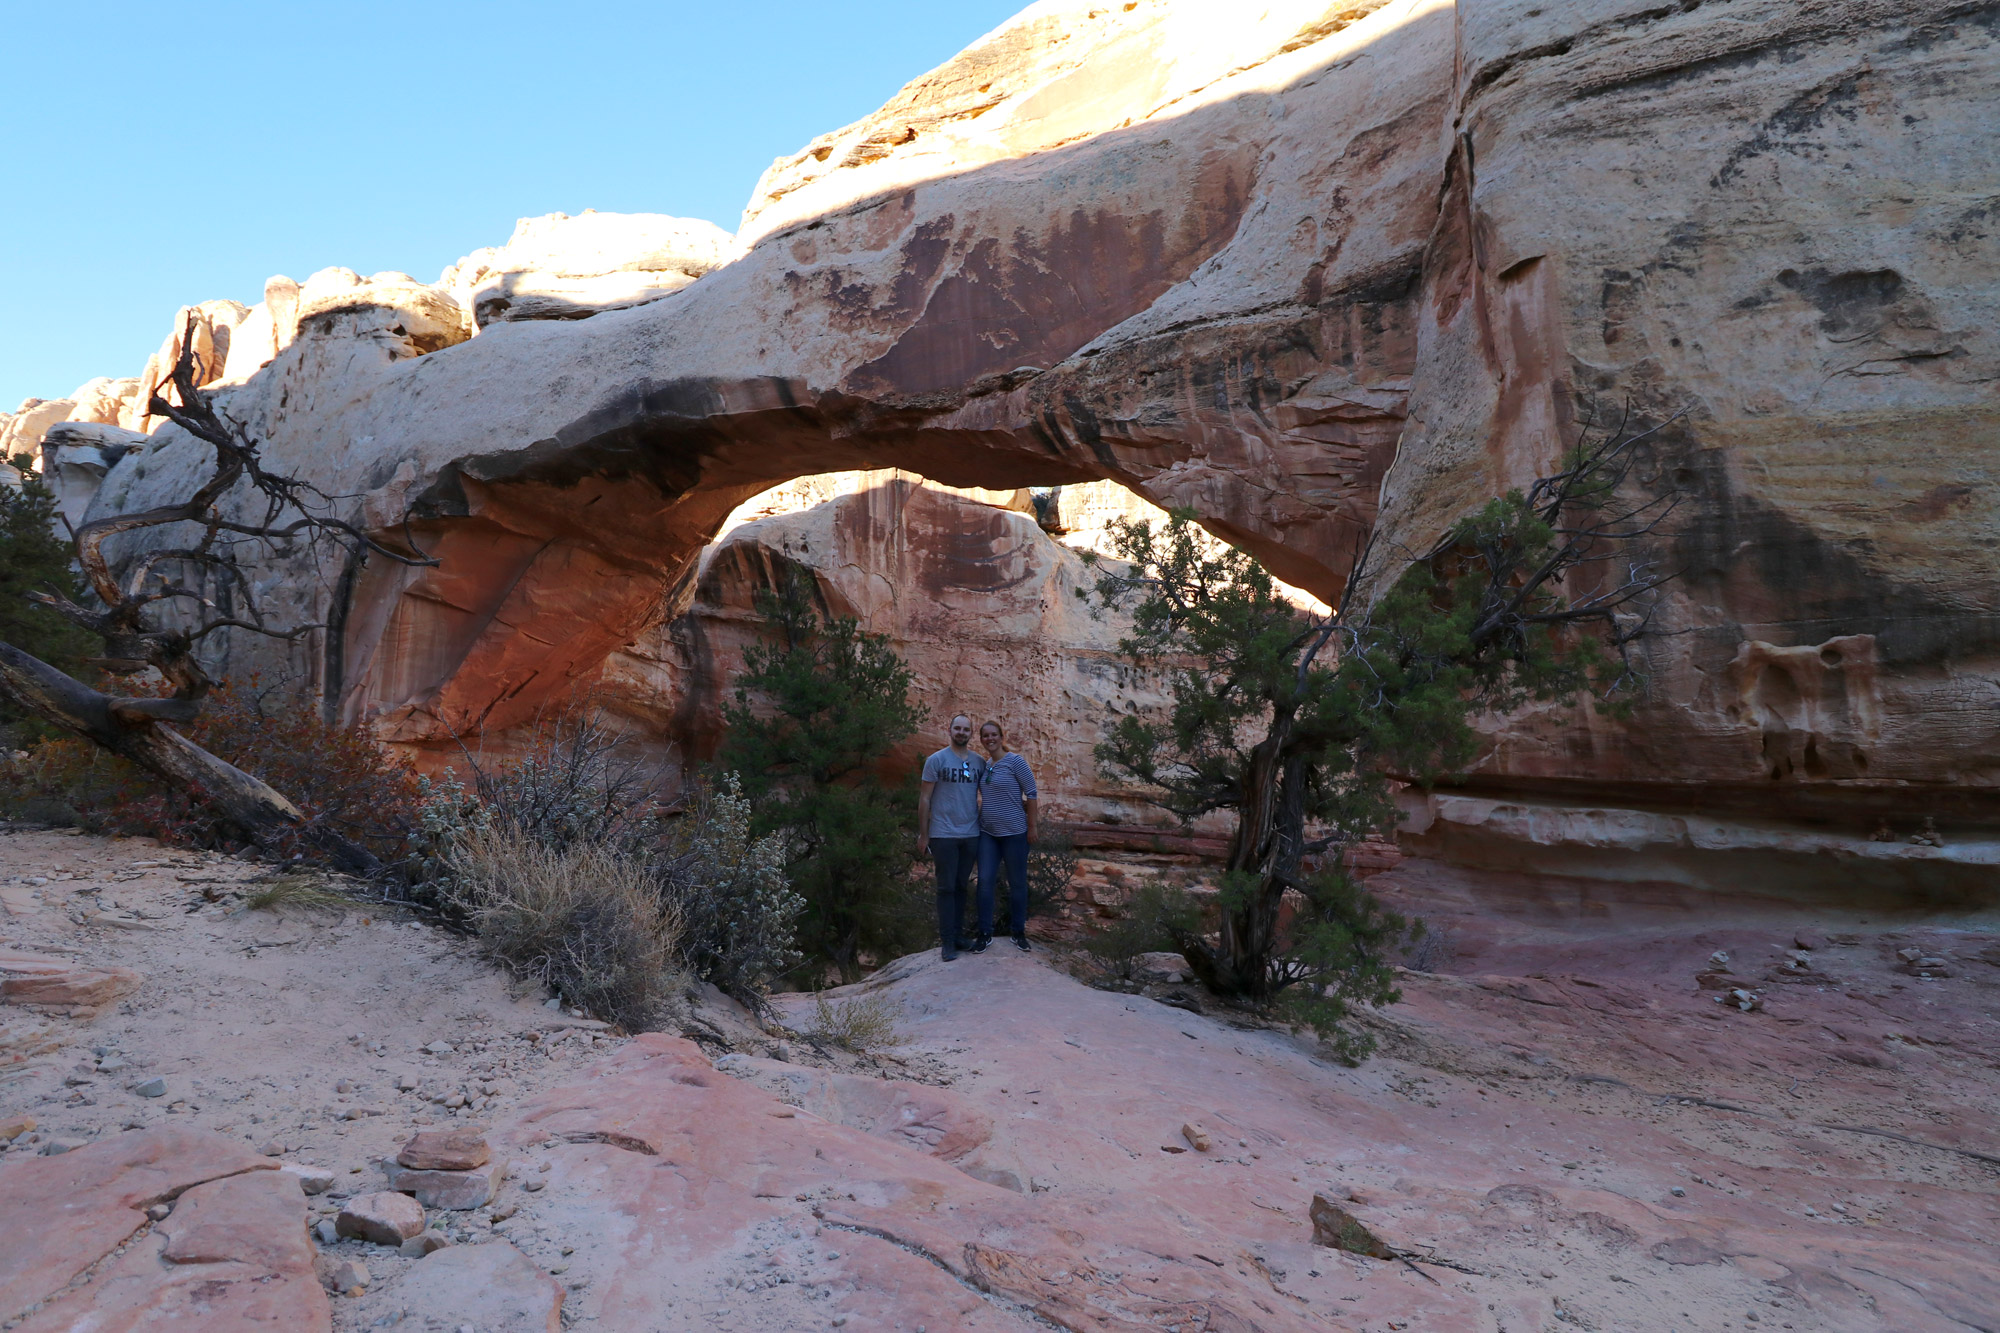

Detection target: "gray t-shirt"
[922, 747, 987, 838]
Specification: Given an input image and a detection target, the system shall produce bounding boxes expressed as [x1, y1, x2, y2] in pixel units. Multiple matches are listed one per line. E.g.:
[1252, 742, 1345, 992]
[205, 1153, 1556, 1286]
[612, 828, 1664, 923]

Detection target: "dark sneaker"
[969, 936, 991, 954]
[1013, 935, 1032, 952]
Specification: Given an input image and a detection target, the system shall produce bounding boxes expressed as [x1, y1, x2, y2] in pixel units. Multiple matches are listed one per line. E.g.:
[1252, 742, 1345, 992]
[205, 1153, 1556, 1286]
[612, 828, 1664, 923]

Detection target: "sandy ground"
[4, 828, 1997, 1333]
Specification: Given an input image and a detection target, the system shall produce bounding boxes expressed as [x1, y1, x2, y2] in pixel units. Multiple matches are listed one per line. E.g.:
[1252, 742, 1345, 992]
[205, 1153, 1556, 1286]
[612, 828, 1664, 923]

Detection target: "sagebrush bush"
[659, 775, 802, 1012]
[449, 823, 683, 1032]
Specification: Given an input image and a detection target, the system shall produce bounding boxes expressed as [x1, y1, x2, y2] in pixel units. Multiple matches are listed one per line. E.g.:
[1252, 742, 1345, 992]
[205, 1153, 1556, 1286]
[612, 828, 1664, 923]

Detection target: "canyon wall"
[19, 0, 1997, 893]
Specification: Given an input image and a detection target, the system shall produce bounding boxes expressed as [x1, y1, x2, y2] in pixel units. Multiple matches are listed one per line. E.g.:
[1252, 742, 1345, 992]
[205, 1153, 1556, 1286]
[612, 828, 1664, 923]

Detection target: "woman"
[975, 720, 1039, 952]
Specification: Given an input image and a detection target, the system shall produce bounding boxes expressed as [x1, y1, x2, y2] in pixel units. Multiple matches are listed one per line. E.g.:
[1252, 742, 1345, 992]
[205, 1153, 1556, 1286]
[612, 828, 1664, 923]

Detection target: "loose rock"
[398, 1127, 491, 1171]
[336, 1190, 426, 1245]
[387, 1161, 502, 1210]
[1310, 1193, 1394, 1259]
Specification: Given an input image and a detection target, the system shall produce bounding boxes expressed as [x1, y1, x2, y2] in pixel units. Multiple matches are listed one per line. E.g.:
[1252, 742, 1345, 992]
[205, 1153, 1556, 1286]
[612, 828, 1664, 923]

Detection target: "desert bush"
[658, 774, 803, 1012]
[1401, 922, 1455, 973]
[464, 705, 657, 854]
[448, 823, 682, 1032]
[0, 680, 418, 862]
[1085, 880, 1205, 974]
[808, 991, 907, 1052]
[1024, 827, 1079, 920]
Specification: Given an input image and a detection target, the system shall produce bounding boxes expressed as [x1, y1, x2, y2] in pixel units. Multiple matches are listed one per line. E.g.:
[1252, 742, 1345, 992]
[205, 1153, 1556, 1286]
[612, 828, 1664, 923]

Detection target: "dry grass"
[808, 991, 907, 1052]
[450, 825, 683, 1032]
[244, 874, 352, 914]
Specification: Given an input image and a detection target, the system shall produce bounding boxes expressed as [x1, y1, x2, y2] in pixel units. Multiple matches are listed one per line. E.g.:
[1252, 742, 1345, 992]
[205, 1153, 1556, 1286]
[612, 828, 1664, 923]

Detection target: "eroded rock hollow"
[23, 0, 1998, 897]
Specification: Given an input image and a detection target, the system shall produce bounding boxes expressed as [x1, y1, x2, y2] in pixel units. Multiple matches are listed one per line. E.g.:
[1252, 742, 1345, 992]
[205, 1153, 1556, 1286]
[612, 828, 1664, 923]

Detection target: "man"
[917, 713, 987, 960]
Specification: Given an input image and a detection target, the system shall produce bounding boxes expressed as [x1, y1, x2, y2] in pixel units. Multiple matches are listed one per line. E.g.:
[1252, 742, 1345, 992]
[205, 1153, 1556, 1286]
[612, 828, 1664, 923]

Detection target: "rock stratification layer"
[59, 0, 2000, 881]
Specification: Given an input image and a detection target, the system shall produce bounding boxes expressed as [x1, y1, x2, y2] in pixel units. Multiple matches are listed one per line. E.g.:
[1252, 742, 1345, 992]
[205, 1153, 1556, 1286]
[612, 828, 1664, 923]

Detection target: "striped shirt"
[978, 752, 1039, 836]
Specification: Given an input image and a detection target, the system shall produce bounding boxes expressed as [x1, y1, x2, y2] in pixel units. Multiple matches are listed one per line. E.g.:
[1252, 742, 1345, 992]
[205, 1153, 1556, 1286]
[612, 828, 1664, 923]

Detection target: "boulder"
[395, 1127, 490, 1171]
[0, 397, 74, 470]
[40, 421, 150, 528]
[385, 1161, 501, 1210]
[334, 1191, 424, 1245]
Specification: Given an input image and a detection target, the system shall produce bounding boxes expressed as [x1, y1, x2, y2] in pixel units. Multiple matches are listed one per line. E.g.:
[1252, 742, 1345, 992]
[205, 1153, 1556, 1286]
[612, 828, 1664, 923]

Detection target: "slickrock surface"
[4, 827, 1996, 1330]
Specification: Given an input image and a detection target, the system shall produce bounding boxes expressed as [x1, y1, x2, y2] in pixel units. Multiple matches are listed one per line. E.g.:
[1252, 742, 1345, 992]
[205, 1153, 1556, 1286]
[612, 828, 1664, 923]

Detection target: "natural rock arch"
[75, 0, 2000, 859]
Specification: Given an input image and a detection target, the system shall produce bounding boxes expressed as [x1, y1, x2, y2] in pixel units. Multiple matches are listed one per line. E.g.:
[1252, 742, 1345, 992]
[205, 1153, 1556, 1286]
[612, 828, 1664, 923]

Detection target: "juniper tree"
[1083, 419, 1677, 1059]
[718, 571, 926, 980]
[0, 467, 95, 742]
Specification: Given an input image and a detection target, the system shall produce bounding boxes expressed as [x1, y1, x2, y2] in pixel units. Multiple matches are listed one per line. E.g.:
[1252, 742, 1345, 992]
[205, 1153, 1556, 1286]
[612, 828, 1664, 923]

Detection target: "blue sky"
[0, 1, 1025, 411]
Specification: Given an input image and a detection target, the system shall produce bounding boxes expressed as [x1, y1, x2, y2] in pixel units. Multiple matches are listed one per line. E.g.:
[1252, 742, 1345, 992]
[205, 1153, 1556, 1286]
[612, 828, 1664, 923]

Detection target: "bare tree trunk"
[0, 640, 379, 875]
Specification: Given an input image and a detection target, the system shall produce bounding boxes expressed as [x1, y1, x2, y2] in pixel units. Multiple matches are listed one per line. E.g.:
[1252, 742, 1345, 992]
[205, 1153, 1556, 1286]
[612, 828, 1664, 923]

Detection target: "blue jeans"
[978, 832, 1031, 939]
[931, 837, 977, 952]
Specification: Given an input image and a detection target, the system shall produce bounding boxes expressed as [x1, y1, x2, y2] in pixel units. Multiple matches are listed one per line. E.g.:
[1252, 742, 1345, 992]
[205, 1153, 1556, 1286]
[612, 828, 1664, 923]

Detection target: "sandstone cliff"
[17, 0, 1996, 895]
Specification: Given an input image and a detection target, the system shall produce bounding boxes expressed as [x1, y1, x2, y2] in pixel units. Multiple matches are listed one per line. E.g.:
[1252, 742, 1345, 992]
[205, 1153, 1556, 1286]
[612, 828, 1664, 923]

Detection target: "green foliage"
[1272, 869, 1417, 1065]
[0, 472, 95, 742]
[718, 571, 926, 980]
[1083, 879, 1205, 973]
[1082, 437, 1664, 1058]
[660, 774, 804, 1010]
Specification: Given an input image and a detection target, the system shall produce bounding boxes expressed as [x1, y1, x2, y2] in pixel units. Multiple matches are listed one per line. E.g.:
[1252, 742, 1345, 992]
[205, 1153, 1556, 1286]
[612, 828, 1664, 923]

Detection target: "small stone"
[96, 1054, 129, 1073]
[1671, 1187, 1687, 1197]
[315, 1219, 340, 1245]
[40, 1136, 89, 1155]
[1180, 1123, 1212, 1153]
[444, 1093, 466, 1109]
[146, 1203, 171, 1221]
[522, 1178, 545, 1192]
[281, 1162, 338, 1195]
[337, 1191, 426, 1245]
[399, 1230, 454, 1257]
[1708, 950, 1730, 969]
[395, 1074, 419, 1092]
[425, 1042, 455, 1056]
[335, 1080, 353, 1094]
[258, 1138, 286, 1156]
[325, 1256, 371, 1294]
[386, 1161, 501, 1210]
[398, 1128, 491, 1171]
[132, 1077, 168, 1098]
[0, 1114, 33, 1141]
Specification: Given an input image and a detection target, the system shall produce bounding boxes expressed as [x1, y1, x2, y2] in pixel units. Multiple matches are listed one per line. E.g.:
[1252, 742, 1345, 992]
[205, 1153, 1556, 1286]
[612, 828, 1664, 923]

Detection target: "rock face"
[44, 0, 2000, 888]
[595, 471, 1177, 826]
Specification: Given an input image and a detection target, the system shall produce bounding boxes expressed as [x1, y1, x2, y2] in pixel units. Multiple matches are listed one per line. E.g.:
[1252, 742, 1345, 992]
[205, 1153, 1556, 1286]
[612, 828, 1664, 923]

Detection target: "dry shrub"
[808, 991, 907, 1052]
[244, 873, 352, 915]
[451, 824, 683, 1032]
[0, 679, 417, 864]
